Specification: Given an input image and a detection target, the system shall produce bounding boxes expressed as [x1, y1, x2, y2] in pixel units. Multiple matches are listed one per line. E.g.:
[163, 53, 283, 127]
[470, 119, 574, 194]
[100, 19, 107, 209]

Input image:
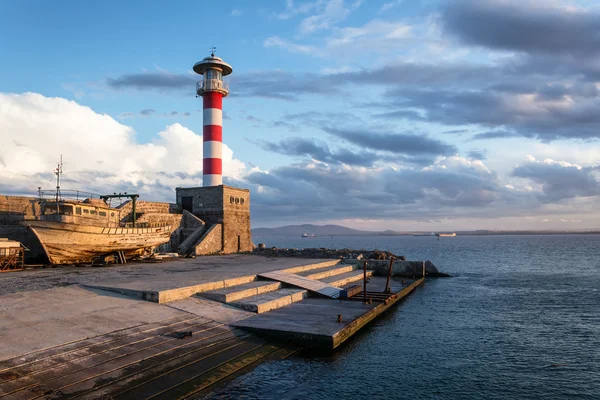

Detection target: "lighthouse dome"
[193, 55, 233, 76]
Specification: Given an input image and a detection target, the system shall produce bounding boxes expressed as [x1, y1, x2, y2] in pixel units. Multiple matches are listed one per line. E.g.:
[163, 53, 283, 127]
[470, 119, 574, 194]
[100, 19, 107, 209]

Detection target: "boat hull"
[20, 221, 172, 264]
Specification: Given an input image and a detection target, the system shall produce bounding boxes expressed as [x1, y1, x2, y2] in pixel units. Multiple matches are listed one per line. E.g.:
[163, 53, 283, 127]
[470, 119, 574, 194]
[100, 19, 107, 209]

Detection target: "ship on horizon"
[435, 232, 457, 237]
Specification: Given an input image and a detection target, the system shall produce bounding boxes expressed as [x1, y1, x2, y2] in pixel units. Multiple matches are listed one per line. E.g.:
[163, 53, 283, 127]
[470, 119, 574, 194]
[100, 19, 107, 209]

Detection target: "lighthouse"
[176, 49, 251, 255]
[193, 49, 232, 187]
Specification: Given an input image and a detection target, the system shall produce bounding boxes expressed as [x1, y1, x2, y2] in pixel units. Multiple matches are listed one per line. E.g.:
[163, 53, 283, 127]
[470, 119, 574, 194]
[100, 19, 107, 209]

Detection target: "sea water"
[204, 235, 600, 399]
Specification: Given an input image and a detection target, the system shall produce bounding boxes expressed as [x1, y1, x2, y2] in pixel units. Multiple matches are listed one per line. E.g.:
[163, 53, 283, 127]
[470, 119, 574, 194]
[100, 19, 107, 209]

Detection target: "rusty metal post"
[131, 196, 137, 228]
[384, 256, 395, 293]
[363, 260, 367, 303]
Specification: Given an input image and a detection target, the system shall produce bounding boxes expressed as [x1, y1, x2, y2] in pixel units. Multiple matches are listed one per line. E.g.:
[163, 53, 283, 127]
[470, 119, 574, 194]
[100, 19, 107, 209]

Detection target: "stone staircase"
[197, 261, 374, 314]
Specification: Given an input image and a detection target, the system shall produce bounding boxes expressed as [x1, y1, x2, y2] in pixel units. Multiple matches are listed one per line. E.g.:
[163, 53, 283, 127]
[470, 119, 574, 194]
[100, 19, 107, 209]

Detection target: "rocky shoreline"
[253, 246, 404, 260]
[253, 246, 450, 277]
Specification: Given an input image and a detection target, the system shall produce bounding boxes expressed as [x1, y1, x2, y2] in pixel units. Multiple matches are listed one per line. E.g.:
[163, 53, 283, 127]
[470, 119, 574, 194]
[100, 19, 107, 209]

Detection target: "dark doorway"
[181, 196, 193, 212]
[237, 235, 241, 252]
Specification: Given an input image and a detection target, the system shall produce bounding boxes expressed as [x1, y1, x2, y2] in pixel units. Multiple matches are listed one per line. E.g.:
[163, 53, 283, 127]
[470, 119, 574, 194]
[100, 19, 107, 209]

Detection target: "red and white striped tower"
[193, 49, 232, 187]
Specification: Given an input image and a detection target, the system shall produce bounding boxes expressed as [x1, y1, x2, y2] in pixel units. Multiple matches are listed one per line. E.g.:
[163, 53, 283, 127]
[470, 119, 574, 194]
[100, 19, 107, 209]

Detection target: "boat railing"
[38, 189, 104, 202]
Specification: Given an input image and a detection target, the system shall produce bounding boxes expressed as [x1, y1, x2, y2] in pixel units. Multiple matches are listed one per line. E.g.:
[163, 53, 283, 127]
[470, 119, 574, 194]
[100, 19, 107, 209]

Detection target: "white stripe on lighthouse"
[203, 141, 222, 159]
[203, 174, 222, 187]
[203, 108, 222, 126]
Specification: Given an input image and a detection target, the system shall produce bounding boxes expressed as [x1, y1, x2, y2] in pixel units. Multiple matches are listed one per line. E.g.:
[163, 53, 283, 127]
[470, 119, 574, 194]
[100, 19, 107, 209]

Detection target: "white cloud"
[264, 36, 320, 55]
[266, 18, 415, 60]
[327, 19, 413, 47]
[0, 93, 246, 199]
[274, 0, 318, 20]
[298, 0, 363, 35]
[231, 9, 242, 16]
[379, 0, 403, 13]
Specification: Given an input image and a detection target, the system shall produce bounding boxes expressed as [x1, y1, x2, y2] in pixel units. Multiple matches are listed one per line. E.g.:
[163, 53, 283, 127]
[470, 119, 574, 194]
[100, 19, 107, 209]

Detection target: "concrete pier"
[232, 276, 423, 349]
[0, 255, 426, 398]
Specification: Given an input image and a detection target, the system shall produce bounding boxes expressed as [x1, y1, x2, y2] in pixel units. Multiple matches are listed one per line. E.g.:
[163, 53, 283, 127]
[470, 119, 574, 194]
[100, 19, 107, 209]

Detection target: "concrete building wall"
[0, 196, 40, 225]
[175, 185, 252, 254]
[193, 224, 222, 255]
[222, 186, 252, 253]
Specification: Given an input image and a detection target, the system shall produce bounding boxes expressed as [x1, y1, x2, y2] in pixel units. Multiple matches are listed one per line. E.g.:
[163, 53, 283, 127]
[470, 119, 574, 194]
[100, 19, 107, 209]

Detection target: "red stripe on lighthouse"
[203, 90, 223, 186]
[203, 125, 222, 142]
[203, 92, 222, 109]
[203, 158, 222, 175]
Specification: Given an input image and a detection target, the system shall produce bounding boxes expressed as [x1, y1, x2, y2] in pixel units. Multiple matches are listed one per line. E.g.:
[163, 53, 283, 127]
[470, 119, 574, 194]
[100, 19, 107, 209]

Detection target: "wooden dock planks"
[0, 314, 294, 399]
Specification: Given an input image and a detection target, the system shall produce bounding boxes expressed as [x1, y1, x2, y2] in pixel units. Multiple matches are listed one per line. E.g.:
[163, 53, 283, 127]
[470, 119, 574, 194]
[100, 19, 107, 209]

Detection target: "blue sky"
[1, 0, 600, 230]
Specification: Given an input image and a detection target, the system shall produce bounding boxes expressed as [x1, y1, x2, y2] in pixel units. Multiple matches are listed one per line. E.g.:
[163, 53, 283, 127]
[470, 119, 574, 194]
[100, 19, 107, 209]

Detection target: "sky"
[1, 0, 600, 231]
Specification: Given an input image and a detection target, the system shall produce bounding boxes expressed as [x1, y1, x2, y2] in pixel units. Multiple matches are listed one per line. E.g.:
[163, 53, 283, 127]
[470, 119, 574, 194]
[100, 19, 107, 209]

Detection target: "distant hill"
[251, 224, 405, 237]
[251, 225, 600, 238]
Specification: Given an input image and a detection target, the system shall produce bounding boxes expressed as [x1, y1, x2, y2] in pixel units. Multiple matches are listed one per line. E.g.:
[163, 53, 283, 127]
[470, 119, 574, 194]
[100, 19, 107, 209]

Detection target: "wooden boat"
[19, 197, 171, 264]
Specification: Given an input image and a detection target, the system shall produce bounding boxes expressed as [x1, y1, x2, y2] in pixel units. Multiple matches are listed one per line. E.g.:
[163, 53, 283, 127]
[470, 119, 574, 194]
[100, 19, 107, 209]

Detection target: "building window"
[99, 211, 107, 217]
[235, 198, 239, 204]
[90, 210, 97, 215]
[83, 209, 89, 214]
[240, 198, 245, 205]
[230, 196, 235, 203]
[76, 207, 82, 215]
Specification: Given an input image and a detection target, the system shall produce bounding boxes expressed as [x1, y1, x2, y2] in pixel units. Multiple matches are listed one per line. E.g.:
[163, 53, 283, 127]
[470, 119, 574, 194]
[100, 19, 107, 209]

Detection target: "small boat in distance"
[301, 233, 308, 237]
[301, 233, 316, 238]
[435, 233, 457, 238]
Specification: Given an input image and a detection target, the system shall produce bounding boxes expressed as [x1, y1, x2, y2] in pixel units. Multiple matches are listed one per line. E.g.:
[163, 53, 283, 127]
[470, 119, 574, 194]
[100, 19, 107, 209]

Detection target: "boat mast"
[54, 155, 63, 214]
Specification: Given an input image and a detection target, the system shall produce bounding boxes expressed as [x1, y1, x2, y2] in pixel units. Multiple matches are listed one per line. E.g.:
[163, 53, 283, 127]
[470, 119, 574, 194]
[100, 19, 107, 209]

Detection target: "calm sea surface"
[205, 235, 600, 399]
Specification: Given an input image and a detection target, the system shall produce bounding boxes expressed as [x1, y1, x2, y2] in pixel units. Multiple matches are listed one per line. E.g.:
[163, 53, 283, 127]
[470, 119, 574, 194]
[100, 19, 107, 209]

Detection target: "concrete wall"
[117, 200, 180, 225]
[0, 196, 40, 225]
[175, 185, 252, 254]
[117, 200, 179, 215]
[193, 224, 222, 255]
[222, 186, 252, 253]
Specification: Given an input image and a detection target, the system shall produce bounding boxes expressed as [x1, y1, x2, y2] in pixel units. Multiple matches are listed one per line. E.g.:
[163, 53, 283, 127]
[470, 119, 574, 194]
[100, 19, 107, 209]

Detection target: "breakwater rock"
[365, 259, 450, 278]
[253, 246, 404, 260]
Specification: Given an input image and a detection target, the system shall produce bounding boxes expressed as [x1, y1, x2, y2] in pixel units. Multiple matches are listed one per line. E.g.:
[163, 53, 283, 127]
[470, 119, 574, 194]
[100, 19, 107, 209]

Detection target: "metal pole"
[422, 261, 426, 279]
[385, 256, 395, 293]
[132, 196, 137, 228]
[363, 260, 367, 303]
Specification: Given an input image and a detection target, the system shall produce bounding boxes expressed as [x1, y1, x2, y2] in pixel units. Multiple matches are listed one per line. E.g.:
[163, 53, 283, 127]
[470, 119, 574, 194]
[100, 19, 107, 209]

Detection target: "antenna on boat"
[54, 155, 63, 213]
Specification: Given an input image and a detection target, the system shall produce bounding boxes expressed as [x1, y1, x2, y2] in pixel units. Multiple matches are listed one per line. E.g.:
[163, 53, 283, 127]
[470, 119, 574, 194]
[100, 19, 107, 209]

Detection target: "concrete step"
[281, 260, 340, 274]
[198, 280, 283, 303]
[230, 288, 308, 314]
[298, 264, 356, 280]
[320, 269, 374, 287]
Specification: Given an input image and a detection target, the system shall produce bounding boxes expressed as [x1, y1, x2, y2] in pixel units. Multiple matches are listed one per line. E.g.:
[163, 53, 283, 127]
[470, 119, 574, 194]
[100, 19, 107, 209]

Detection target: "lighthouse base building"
[175, 185, 253, 255]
